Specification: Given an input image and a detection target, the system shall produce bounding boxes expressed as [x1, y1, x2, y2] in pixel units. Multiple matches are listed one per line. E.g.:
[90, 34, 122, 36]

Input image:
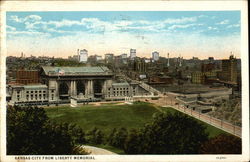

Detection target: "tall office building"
[152, 51, 159, 61]
[79, 49, 88, 63]
[121, 53, 128, 59]
[130, 49, 136, 60]
[220, 55, 237, 83]
[105, 53, 114, 63]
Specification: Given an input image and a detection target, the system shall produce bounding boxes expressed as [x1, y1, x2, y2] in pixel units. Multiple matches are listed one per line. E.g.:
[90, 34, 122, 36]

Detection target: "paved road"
[81, 145, 117, 155]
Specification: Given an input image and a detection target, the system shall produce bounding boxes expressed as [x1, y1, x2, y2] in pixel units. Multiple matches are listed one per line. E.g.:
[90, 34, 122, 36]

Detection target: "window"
[31, 91, 33, 93]
[26, 91, 29, 94]
[39, 91, 41, 93]
[51, 90, 54, 93]
[43, 91, 46, 93]
[51, 94, 54, 100]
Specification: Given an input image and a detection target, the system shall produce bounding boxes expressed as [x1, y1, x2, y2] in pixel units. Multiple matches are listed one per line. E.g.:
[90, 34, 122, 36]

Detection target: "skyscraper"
[152, 51, 159, 61]
[79, 49, 88, 63]
[220, 54, 237, 83]
[130, 49, 136, 60]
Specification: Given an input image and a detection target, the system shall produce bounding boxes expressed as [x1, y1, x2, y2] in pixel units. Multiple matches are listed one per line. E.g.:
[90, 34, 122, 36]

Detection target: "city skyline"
[6, 11, 241, 59]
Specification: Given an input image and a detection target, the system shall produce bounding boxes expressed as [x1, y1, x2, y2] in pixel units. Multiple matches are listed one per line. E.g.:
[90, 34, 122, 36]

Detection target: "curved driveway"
[81, 145, 117, 155]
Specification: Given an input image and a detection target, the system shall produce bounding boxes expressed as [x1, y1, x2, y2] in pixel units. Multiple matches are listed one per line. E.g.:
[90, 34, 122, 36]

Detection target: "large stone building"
[7, 66, 154, 105]
[40, 66, 114, 101]
[7, 84, 48, 104]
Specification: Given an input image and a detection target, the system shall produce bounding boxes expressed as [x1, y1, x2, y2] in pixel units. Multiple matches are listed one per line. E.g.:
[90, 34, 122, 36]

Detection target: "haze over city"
[6, 11, 240, 59]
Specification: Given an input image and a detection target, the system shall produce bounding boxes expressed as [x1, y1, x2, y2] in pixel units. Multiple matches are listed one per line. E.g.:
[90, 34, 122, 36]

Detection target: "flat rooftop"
[41, 66, 113, 76]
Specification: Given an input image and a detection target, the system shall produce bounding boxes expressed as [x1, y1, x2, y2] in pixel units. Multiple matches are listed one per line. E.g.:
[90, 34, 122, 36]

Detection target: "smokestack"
[179, 54, 182, 67]
[167, 53, 170, 67]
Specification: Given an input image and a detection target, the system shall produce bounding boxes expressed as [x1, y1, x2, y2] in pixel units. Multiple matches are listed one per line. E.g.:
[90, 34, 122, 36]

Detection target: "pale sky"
[6, 11, 241, 59]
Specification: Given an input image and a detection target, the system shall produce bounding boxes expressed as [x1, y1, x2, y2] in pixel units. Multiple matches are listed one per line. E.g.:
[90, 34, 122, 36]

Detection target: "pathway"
[81, 145, 117, 155]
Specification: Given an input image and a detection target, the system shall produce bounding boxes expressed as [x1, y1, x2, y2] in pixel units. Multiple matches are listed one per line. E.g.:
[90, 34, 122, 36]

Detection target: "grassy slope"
[45, 102, 160, 134]
[46, 102, 227, 138]
[45, 102, 228, 154]
[160, 107, 228, 138]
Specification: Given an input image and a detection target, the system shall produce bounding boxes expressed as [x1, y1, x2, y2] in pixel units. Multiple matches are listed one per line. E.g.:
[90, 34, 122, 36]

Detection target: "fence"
[162, 103, 241, 138]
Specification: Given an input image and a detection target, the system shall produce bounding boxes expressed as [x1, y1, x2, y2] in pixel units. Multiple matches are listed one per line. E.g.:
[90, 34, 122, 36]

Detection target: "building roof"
[41, 66, 113, 76]
[112, 82, 130, 86]
[11, 84, 47, 89]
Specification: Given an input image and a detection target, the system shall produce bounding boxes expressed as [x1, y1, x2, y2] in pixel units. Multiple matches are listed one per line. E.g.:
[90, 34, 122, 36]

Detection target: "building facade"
[220, 55, 237, 83]
[152, 51, 159, 61]
[130, 49, 136, 60]
[79, 49, 88, 62]
[16, 69, 40, 85]
[8, 84, 48, 104]
[105, 53, 114, 63]
[7, 66, 155, 105]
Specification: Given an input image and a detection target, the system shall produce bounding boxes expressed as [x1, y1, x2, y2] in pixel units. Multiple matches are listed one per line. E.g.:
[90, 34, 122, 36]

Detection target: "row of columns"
[68, 80, 101, 98]
[53, 79, 112, 99]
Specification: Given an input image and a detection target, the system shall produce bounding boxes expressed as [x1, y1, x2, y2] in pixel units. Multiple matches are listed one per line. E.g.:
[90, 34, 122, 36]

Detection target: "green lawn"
[45, 102, 227, 138]
[45, 102, 228, 153]
[45, 102, 159, 134]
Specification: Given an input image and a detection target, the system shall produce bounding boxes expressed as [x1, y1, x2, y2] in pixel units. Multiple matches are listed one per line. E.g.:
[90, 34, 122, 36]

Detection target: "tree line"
[7, 106, 241, 155]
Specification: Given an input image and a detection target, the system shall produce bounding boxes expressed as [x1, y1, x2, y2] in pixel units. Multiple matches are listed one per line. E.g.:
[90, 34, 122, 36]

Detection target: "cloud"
[8, 14, 200, 35]
[168, 23, 202, 30]
[10, 15, 42, 23]
[216, 19, 229, 25]
[163, 17, 197, 24]
[6, 25, 16, 31]
[208, 26, 218, 30]
[227, 24, 240, 28]
[7, 30, 50, 37]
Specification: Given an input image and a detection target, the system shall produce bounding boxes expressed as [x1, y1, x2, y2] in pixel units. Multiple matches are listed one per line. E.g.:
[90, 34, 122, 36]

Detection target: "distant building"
[201, 63, 215, 73]
[16, 69, 39, 85]
[191, 72, 205, 84]
[192, 57, 199, 61]
[208, 57, 214, 62]
[130, 49, 136, 60]
[96, 55, 102, 61]
[105, 53, 114, 63]
[133, 58, 147, 73]
[68, 55, 79, 61]
[152, 51, 159, 61]
[148, 76, 173, 85]
[219, 55, 237, 83]
[121, 53, 127, 59]
[79, 49, 88, 63]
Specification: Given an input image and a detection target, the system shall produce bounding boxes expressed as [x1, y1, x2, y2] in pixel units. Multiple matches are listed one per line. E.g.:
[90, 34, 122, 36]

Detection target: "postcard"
[0, 1, 249, 162]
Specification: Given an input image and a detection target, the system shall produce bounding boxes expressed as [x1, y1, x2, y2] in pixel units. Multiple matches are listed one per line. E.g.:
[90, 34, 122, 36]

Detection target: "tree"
[7, 105, 87, 155]
[124, 129, 142, 154]
[86, 127, 104, 145]
[200, 134, 241, 154]
[107, 128, 117, 146]
[112, 127, 128, 149]
[138, 112, 209, 154]
[95, 129, 104, 145]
